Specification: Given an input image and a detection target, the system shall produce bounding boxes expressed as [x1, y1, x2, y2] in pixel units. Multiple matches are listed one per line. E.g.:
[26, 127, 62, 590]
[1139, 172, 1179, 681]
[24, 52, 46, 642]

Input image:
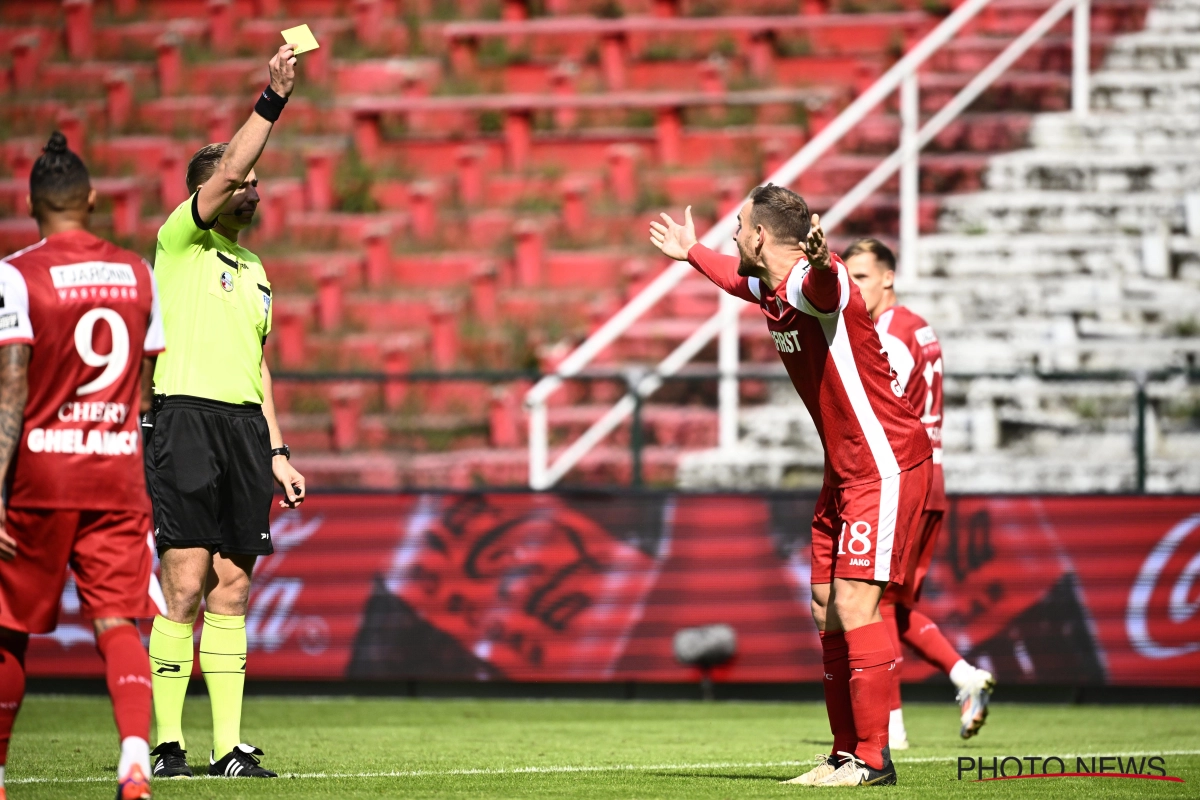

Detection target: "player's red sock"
[879, 603, 902, 711]
[819, 630, 856, 757]
[0, 634, 28, 768]
[845, 621, 894, 771]
[896, 605, 961, 675]
[96, 624, 151, 743]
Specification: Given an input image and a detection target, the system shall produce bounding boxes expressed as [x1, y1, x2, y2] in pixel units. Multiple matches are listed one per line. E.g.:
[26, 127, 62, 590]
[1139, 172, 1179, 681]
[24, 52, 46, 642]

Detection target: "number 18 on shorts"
[809, 459, 933, 585]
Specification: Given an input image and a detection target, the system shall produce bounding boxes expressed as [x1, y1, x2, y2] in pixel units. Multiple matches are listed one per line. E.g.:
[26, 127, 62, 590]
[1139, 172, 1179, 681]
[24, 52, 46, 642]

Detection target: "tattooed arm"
[0, 344, 30, 561]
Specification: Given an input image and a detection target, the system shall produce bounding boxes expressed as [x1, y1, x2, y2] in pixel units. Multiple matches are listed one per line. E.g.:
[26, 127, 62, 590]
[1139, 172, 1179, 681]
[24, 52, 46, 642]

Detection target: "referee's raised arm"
[194, 44, 296, 227]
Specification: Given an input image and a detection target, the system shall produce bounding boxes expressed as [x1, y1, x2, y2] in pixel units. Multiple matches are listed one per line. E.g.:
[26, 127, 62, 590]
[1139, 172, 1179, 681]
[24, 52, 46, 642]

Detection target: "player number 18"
[836, 521, 873, 556]
[74, 308, 130, 396]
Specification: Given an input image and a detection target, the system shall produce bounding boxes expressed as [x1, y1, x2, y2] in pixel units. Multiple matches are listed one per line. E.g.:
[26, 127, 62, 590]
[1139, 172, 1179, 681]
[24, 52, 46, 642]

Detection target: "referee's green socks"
[199, 612, 247, 757]
[148, 616, 193, 749]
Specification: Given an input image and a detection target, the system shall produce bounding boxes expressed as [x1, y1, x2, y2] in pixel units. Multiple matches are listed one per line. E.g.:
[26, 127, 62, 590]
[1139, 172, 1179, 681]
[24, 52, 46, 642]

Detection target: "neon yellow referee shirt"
[152, 194, 273, 405]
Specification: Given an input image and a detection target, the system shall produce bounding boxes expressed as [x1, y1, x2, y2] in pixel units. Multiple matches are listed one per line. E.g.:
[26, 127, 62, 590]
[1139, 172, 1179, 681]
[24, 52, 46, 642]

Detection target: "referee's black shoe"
[150, 741, 193, 778]
[209, 744, 278, 778]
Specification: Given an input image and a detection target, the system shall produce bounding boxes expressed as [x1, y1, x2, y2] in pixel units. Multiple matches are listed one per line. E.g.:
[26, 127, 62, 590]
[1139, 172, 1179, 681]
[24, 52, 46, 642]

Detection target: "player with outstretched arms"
[843, 238, 994, 747]
[651, 186, 933, 787]
[0, 133, 164, 800]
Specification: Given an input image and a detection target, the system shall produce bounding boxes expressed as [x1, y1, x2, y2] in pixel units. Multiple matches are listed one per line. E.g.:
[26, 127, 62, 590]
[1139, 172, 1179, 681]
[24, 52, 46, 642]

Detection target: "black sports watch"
[271, 445, 291, 460]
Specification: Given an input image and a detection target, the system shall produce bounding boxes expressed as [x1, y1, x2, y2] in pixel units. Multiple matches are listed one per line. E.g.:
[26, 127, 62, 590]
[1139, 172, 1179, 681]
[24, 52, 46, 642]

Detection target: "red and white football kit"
[0, 230, 164, 634]
[687, 244, 933, 585]
[876, 305, 945, 605]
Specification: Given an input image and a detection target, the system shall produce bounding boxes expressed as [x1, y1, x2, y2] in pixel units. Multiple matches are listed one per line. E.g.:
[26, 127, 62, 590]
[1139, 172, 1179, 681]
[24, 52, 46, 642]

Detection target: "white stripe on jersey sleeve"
[873, 473, 901, 582]
[142, 260, 166, 354]
[0, 262, 36, 345]
[819, 313, 901, 479]
[786, 258, 851, 318]
[748, 276, 762, 300]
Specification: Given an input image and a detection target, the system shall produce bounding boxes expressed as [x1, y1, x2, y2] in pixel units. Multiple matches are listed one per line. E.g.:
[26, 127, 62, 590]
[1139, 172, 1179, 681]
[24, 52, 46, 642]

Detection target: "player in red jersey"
[651, 186, 933, 787]
[844, 238, 994, 747]
[0, 133, 163, 800]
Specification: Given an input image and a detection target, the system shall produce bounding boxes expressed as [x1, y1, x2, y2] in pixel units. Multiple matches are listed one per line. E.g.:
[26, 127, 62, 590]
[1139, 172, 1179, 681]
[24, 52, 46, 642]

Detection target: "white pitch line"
[11, 750, 1200, 785]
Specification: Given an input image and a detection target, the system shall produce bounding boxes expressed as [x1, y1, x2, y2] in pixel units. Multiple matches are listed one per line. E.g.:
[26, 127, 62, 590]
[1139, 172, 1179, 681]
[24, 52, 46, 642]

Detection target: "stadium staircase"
[0, 0, 1182, 490]
[679, 0, 1200, 492]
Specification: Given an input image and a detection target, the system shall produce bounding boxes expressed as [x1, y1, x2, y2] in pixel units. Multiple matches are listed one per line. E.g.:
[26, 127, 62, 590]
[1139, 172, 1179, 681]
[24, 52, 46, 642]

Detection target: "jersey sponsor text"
[49, 261, 138, 288]
[58, 401, 130, 424]
[26, 427, 139, 456]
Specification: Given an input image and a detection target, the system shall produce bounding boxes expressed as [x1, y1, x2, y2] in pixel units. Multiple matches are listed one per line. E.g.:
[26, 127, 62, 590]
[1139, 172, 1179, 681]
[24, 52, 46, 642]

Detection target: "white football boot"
[956, 668, 996, 739]
[815, 751, 898, 787]
[780, 753, 842, 785]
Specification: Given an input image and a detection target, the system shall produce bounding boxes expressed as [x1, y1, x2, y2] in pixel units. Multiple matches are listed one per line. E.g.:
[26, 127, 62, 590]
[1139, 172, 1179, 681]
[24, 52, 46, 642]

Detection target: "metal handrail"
[526, 0, 1095, 489]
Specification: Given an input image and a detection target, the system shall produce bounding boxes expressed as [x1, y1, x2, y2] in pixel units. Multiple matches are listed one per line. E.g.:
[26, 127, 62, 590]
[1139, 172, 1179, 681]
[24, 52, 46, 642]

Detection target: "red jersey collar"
[43, 228, 102, 248]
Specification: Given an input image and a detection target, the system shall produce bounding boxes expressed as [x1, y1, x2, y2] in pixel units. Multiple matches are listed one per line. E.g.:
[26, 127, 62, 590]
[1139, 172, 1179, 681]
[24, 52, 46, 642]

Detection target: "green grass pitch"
[8, 694, 1200, 798]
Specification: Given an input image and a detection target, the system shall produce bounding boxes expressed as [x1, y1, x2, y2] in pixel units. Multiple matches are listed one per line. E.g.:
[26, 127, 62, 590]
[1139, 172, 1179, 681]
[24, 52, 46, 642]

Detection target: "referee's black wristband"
[254, 85, 288, 123]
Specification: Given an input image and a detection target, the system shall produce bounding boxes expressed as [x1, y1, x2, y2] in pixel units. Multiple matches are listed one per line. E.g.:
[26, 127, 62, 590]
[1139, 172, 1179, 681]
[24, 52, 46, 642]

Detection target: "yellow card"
[281, 24, 319, 55]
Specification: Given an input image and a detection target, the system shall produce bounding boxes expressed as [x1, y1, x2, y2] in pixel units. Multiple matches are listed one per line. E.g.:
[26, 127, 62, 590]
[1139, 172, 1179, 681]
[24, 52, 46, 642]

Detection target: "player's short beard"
[735, 239, 758, 276]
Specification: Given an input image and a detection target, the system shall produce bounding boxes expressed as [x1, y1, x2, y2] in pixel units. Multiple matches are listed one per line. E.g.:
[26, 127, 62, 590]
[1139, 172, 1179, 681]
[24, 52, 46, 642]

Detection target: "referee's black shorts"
[144, 395, 275, 557]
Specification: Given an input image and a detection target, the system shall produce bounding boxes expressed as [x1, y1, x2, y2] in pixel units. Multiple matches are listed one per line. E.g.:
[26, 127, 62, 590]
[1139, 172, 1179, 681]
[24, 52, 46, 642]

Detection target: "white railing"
[527, 0, 1093, 489]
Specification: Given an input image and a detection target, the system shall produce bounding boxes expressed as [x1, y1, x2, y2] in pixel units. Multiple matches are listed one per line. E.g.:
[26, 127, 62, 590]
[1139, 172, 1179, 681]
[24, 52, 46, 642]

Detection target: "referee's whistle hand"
[273, 456, 306, 508]
[268, 44, 297, 99]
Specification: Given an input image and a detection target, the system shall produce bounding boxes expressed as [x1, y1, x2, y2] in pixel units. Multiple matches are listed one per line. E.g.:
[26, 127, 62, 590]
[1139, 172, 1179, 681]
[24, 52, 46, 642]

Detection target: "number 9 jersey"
[0, 230, 164, 511]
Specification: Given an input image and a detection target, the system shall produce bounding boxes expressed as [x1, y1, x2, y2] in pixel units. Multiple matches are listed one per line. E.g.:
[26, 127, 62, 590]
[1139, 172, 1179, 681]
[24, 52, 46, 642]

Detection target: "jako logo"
[957, 755, 1182, 783]
[1126, 513, 1200, 659]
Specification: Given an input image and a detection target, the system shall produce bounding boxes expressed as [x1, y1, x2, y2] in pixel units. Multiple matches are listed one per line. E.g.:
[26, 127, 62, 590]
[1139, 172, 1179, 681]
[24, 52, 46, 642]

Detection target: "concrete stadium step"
[841, 111, 1034, 155]
[929, 33, 1114, 75]
[795, 152, 994, 195]
[913, 232, 1200, 278]
[1144, 0, 1200, 30]
[904, 274, 1200, 330]
[679, 441, 1198, 493]
[962, 0, 1149, 37]
[283, 402, 716, 452]
[937, 331, 1200, 371]
[675, 444, 826, 490]
[918, 70, 1072, 114]
[1030, 111, 1200, 151]
[1090, 70, 1200, 111]
[1103, 31, 1200, 69]
[279, 409, 488, 453]
[982, 150, 1200, 192]
[936, 190, 1187, 234]
[439, 12, 932, 65]
[545, 404, 718, 448]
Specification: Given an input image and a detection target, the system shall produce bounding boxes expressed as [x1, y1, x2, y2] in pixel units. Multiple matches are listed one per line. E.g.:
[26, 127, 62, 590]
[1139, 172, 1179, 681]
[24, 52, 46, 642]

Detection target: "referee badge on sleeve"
[262, 292, 271, 317]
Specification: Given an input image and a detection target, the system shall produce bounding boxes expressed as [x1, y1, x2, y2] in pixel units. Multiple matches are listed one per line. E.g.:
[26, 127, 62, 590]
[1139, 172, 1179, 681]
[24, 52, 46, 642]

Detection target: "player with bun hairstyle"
[0, 132, 165, 800]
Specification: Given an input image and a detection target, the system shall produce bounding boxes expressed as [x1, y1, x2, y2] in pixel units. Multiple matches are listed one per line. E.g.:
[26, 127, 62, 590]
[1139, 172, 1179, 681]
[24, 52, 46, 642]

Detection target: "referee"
[145, 44, 306, 780]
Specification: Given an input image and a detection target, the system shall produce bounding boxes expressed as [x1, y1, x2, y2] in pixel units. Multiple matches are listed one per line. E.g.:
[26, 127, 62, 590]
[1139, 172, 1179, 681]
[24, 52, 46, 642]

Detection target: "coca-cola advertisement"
[26, 493, 1200, 687]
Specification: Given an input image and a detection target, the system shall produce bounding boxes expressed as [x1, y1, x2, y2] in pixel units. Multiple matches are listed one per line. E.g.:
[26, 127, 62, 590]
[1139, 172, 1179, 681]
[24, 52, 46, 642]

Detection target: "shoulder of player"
[237, 247, 268, 277]
[157, 196, 192, 233]
[888, 305, 940, 349]
[0, 239, 50, 269]
[156, 197, 211, 248]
